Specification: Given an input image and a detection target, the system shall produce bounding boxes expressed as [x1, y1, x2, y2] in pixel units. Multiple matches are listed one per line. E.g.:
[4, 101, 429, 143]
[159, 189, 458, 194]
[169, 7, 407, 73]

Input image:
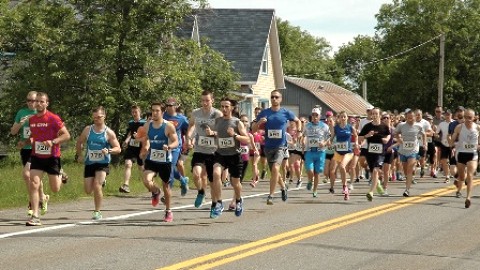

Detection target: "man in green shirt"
[10, 91, 49, 216]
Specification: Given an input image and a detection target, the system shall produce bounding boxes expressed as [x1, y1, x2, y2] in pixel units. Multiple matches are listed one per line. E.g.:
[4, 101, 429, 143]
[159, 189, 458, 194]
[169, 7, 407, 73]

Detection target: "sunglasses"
[382, 117, 390, 120]
[270, 96, 281, 99]
[166, 104, 175, 107]
[27, 99, 37, 103]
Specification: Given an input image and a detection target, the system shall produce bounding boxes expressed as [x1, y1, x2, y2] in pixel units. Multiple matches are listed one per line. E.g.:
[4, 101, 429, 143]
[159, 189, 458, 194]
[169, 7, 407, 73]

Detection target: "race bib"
[335, 142, 348, 151]
[255, 142, 261, 150]
[463, 143, 476, 150]
[308, 138, 320, 148]
[268, 129, 282, 139]
[150, 149, 167, 162]
[198, 136, 216, 147]
[218, 137, 235, 149]
[427, 137, 433, 143]
[129, 139, 140, 147]
[35, 141, 51, 155]
[23, 127, 31, 138]
[88, 150, 105, 162]
[287, 143, 296, 150]
[327, 145, 335, 151]
[402, 141, 416, 151]
[239, 146, 249, 154]
[368, 143, 383, 154]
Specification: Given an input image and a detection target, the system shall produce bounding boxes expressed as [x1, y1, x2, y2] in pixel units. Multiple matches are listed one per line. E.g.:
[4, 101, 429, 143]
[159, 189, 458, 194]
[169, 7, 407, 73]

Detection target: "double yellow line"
[159, 180, 479, 270]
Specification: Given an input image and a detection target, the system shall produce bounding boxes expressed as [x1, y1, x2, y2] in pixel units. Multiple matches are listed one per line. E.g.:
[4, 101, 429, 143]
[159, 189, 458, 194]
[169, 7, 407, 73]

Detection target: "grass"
[0, 148, 259, 210]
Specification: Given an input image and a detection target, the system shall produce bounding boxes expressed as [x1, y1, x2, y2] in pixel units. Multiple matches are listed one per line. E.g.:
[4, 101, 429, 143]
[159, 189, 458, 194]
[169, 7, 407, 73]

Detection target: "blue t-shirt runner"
[255, 108, 296, 150]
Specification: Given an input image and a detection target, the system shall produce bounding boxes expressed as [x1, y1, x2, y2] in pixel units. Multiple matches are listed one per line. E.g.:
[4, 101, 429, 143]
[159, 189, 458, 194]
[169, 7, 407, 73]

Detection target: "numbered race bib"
[268, 129, 282, 139]
[463, 143, 476, 150]
[150, 149, 167, 162]
[327, 145, 335, 151]
[35, 141, 51, 155]
[198, 136, 216, 147]
[402, 141, 416, 151]
[335, 142, 348, 152]
[218, 137, 235, 149]
[308, 138, 320, 148]
[287, 143, 296, 151]
[368, 143, 383, 154]
[23, 127, 31, 138]
[239, 146, 249, 154]
[129, 139, 140, 147]
[255, 142, 261, 150]
[427, 137, 433, 143]
[88, 150, 105, 162]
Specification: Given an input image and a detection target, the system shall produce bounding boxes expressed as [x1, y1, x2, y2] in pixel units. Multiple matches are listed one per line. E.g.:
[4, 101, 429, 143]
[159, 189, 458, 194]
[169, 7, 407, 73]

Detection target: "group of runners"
[10, 89, 480, 226]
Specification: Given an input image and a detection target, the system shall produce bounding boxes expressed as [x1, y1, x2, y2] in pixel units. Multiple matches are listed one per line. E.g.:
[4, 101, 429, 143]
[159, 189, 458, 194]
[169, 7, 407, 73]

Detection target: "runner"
[252, 90, 301, 205]
[359, 108, 391, 201]
[449, 106, 465, 189]
[436, 110, 453, 183]
[252, 107, 269, 181]
[205, 98, 250, 218]
[358, 106, 374, 181]
[450, 108, 480, 208]
[303, 107, 330, 197]
[22, 92, 71, 226]
[330, 111, 358, 200]
[139, 102, 178, 222]
[287, 121, 303, 187]
[323, 112, 336, 185]
[249, 127, 263, 187]
[415, 109, 433, 179]
[425, 114, 438, 178]
[75, 106, 121, 220]
[119, 105, 146, 193]
[381, 113, 396, 195]
[394, 109, 426, 197]
[186, 90, 222, 208]
[163, 97, 189, 196]
[10, 91, 49, 216]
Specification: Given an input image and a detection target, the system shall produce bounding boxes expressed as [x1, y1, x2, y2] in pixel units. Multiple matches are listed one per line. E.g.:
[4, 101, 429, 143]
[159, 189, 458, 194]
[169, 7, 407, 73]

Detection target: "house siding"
[280, 81, 332, 118]
[251, 39, 276, 111]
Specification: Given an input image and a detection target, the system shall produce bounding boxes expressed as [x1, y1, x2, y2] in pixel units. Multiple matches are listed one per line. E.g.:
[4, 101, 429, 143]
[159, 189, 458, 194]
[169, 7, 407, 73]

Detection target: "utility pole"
[438, 33, 445, 107]
[362, 80, 367, 102]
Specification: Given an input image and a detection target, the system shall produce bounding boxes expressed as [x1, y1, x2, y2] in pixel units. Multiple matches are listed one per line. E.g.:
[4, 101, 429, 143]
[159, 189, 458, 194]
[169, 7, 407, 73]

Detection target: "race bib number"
[327, 145, 335, 151]
[268, 129, 282, 139]
[88, 150, 105, 162]
[308, 138, 320, 148]
[129, 139, 140, 147]
[23, 127, 31, 138]
[150, 149, 167, 162]
[239, 146, 249, 154]
[335, 142, 348, 151]
[427, 137, 433, 143]
[218, 137, 235, 148]
[198, 136, 216, 147]
[402, 141, 416, 151]
[35, 141, 51, 155]
[463, 143, 476, 150]
[368, 143, 383, 154]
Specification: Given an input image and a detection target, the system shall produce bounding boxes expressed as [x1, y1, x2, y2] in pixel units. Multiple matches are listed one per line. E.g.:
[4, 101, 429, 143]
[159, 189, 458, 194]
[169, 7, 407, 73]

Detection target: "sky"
[206, 0, 390, 54]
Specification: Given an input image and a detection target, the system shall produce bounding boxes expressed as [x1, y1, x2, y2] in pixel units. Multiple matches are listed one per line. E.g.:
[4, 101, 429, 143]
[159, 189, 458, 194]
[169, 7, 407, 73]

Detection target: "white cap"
[311, 108, 321, 115]
[366, 105, 374, 110]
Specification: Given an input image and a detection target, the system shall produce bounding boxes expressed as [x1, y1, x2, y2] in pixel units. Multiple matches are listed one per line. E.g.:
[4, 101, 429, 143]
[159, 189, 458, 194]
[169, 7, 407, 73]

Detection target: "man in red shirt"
[21, 92, 71, 226]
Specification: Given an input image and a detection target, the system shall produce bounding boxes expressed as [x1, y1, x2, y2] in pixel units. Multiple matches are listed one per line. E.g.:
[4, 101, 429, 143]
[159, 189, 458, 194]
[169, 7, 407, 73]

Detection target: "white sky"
[206, 0, 390, 54]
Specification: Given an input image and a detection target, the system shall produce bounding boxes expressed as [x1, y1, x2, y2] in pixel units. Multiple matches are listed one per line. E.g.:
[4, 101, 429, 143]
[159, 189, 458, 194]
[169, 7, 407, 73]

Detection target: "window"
[261, 45, 269, 75]
[258, 98, 269, 109]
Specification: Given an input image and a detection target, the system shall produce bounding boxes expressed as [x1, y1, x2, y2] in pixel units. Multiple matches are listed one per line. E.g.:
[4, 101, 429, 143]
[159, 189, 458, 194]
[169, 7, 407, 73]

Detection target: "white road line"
[0, 187, 301, 239]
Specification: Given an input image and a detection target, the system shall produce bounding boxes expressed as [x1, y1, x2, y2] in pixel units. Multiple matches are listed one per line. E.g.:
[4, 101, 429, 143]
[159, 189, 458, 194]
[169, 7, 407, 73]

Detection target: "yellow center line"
[159, 180, 479, 270]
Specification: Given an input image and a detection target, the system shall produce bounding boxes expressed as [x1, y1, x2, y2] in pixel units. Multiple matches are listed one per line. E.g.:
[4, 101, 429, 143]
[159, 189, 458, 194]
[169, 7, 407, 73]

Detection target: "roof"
[178, 9, 276, 83]
[284, 76, 372, 116]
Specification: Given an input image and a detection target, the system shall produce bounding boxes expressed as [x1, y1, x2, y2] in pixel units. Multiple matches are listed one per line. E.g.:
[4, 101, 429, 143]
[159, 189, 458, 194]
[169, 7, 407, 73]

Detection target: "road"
[1, 174, 480, 270]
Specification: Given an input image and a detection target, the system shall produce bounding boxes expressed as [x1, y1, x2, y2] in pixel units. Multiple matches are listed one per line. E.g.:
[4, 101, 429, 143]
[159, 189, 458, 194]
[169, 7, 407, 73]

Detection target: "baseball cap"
[444, 109, 452, 115]
[311, 108, 321, 115]
[325, 111, 333, 117]
[366, 105, 374, 111]
[426, 114, 433, 120]
[165, 97, 177, 106]
[404, 108, 413, 113]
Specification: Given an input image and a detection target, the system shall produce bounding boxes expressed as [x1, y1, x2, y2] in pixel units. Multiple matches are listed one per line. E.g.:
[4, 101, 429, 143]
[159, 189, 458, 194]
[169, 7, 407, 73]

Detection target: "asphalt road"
[1, 173, 480, 270]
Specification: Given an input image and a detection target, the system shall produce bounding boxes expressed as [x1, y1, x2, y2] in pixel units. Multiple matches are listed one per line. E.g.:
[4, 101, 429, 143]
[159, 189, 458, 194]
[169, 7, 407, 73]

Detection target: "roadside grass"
[0, 148, 260, 210]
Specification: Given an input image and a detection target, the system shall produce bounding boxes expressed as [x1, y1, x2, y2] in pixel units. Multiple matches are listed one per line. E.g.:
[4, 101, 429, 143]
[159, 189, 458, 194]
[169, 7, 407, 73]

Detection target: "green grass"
[0, 149, 259, 210]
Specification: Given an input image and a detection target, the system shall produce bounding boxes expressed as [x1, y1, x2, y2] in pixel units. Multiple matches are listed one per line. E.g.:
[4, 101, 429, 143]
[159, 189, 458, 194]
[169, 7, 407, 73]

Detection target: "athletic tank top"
[147, 122, 171, 163]
[85, 125, 111, 165]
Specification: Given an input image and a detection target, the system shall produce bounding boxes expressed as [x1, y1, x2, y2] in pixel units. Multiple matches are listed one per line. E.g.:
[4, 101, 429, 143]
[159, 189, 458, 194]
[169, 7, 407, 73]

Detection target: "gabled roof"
[179, 9, 282, 85]
[285, 76, 372, 116]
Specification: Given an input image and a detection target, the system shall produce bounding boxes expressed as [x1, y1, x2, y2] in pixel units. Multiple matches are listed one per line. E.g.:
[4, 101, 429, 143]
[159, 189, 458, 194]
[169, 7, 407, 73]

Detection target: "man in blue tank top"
[140, 102, 178, 222]
[252, 90, 302, 205]
[76, 106, 121, 220]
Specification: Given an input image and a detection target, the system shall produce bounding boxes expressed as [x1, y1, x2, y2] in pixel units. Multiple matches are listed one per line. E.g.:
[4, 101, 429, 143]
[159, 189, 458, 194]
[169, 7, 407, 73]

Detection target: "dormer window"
[261, 45, 269, 75]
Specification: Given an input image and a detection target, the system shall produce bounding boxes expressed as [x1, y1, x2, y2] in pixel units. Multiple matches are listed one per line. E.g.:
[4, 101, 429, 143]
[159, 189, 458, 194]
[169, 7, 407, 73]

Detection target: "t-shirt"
[359, 122, 390, 154]
[125, 119, 147, 148]
[14, 108, 36, 149]
[163, 112, 188, 151]
[395, 122, 424, 156]
[255, 108, 296, 149]
[192, 107, 222, 154]
[437, 120, 452, 147]
[29, 111, 64, 158]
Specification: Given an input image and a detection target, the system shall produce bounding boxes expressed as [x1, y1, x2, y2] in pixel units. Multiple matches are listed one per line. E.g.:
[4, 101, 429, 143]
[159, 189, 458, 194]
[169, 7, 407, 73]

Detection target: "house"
[280, 76, 372, 118]
[179, 9, 285, 120]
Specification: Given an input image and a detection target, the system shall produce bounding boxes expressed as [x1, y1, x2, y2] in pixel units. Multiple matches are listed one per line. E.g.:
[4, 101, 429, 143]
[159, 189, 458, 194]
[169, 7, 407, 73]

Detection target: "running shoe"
[348, 183, 354, 191]
[391, 173, 396, 182]
[403, 190, 410, 197]
[235, 198, 243, 217]
[366, 192, 373, 201]
[444, 178, 450, 183]
[323, 178, 328, 183]
[151, 190, 161, 207]
[343, 186, 349, 201]
[119, 184, 130, 193]
[40, 195, 49, 216]
[164, 210, 173, 222]
[382, 189, 390, 197]
[180, 177, 189, 196]
[289, 179, 293, 184]
[465, 199, 471, 209]
[281, 189, 288, 201]
[267, 195, 273, 205]
[223, 181, 230, 187]
[376, 180, 384, 195]
[92, 211, 102, 220]
[296, 180, 302, 188]
[160, 196, 166, 204]
[210, 202, 224, 219]
[194, 193, 205, 208]
[228, 200, 236, 211]
[456, 191, 462, 198]
[26, 216, 42, 226]
[313, 192, 317, 198]
[420, 168, 425, 178]
[329, 188, 335, 194]
[412, 178, 418, 184]
[355, 178, 360, 183]
[306, 181, 313, 190]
